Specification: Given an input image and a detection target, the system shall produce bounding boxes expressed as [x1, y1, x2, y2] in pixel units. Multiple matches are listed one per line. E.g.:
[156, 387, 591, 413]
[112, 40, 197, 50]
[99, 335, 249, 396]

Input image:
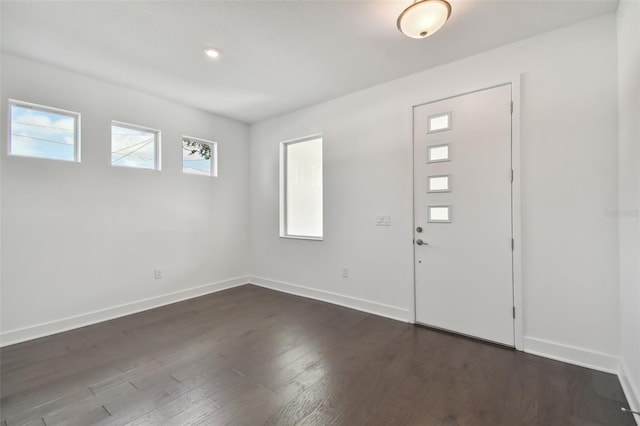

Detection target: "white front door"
[413, 84, 514, 346]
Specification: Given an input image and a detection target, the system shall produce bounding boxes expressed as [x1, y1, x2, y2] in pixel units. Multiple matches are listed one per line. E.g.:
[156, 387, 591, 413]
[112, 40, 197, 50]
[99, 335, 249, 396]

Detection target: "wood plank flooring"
[0, 285, 635, 426]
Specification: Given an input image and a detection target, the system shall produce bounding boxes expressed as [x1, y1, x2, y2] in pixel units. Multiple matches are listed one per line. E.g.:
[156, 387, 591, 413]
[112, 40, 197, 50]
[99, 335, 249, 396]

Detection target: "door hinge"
[513, 306, 516, 319]
[510, 169, 514, 182]
[511, 238, 515, 250]
[510, 101, 514, 114]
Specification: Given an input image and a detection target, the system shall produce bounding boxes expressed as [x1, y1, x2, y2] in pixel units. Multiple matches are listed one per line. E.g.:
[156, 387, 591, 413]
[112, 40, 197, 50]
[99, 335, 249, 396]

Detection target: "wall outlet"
[341, 267, 349, 278]
[154, 268, 162, 279]
[376, 215, 391, 226]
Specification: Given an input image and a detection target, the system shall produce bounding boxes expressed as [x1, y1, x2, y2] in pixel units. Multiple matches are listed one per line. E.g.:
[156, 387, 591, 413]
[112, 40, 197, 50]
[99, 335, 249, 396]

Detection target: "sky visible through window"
[10, 104, 215, 174]
[10, 104, 77, 161]
[111, 123, 157, 169]
[182, 137, 214, 176]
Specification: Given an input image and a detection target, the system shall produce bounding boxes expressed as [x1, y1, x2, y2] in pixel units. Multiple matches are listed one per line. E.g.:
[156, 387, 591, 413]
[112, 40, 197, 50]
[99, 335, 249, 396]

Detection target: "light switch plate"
[376, 215, 391, 226]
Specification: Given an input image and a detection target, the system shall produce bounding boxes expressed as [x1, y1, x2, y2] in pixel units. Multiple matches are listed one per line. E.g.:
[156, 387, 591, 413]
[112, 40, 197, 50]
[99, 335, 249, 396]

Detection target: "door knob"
[416, 239, 427, 246]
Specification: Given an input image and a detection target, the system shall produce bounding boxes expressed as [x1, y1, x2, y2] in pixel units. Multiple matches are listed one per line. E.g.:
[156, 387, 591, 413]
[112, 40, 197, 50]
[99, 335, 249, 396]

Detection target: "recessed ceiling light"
[204, 48, 220, 59]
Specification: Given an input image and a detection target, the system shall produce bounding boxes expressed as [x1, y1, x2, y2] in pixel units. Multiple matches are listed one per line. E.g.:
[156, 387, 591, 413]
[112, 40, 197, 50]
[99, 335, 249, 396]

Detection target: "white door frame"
[406, 76, 523, 350]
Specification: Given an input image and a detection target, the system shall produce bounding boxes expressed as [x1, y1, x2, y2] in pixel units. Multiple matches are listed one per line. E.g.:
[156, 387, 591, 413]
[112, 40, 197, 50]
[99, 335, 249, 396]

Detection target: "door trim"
[407, 76, 523, 350]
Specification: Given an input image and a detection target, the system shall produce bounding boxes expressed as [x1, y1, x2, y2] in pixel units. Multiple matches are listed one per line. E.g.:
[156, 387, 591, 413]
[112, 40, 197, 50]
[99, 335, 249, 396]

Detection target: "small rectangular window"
[9, 99, 80, 162]
[182, 136, 217, 176]
[428, 205, 452, 223]
[427, 112, 451, 133]
[427, 144, 450, 163]
[111, 121, 160, 170]
[427, 175, 450, 192]
[280, 136, 323, 240]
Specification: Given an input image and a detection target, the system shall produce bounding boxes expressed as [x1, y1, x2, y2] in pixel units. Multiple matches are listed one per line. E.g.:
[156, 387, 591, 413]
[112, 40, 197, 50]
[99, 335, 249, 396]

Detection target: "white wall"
[617, 0, 640, 419]
[0, 54, 250, 345]
[249, 14, 620, 372]
[0, 9, 628, 395]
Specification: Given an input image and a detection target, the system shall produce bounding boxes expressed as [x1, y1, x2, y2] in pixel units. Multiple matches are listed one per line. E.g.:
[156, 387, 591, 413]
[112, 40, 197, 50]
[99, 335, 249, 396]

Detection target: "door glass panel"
[428, 175, 450, 192]
[427, 144, 450, 162]
[427, 112, 451, 133]
[428, 205, 451, 222]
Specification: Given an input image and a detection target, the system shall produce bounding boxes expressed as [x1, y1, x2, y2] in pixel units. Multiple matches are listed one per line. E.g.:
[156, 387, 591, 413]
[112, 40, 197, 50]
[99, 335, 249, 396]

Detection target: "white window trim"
[111, 120, 161, 171]
[8, 99, 81, 162]
[280, 134, 324, 241]
[182, 135, 218, 177]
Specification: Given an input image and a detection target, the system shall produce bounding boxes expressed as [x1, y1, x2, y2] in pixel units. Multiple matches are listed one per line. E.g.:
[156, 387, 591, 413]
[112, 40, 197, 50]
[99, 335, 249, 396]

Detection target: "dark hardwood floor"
[0, 285, 634, 426]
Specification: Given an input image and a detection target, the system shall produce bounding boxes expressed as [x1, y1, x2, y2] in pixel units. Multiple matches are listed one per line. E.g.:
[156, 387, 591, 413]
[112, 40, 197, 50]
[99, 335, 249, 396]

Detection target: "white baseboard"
[523, 336, 619, 374]
[0, 276, 249, 347]
[249, 276, 410, 323]
[620, 360, 640, 425]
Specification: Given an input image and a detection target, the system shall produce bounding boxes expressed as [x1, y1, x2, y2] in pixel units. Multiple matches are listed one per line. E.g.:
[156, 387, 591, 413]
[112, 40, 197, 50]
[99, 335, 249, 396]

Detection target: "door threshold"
[413, 322, 515, 351]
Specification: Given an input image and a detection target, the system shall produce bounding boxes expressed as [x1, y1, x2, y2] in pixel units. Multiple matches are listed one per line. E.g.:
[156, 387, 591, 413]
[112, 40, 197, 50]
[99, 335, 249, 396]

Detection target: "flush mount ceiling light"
[397, 0, 452, 39]
[204, 47, 220, 59]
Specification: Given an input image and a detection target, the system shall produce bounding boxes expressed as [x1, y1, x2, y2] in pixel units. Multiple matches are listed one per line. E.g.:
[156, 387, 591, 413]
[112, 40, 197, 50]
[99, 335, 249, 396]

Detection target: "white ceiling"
[1, 0, 618, 123]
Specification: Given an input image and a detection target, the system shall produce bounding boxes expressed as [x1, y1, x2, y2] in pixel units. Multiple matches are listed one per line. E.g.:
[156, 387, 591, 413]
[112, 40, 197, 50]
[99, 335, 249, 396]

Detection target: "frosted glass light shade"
[397, 0, 451, 39]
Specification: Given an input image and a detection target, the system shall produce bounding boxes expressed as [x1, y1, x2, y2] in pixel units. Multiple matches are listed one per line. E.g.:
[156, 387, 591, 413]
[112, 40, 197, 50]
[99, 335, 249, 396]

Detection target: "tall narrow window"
[111, 121, 160, 170]
[182, 136, 217, 176]
[280, 136, 323, 240]
[9, 99, 80, 162]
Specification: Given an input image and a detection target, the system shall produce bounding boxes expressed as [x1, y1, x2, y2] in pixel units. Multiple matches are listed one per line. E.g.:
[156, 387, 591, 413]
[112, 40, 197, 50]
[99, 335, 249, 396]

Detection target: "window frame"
[8, 99, 81, 162]
[181, 135, 218, 177]
[110, 120, 161, 171]
[279, 134, 324, 241]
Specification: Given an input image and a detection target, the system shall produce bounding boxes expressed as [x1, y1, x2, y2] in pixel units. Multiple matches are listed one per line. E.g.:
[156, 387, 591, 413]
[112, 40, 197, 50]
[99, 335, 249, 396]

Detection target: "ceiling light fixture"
[204, 47, 220, 59]
[397, 0, 452, 39]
